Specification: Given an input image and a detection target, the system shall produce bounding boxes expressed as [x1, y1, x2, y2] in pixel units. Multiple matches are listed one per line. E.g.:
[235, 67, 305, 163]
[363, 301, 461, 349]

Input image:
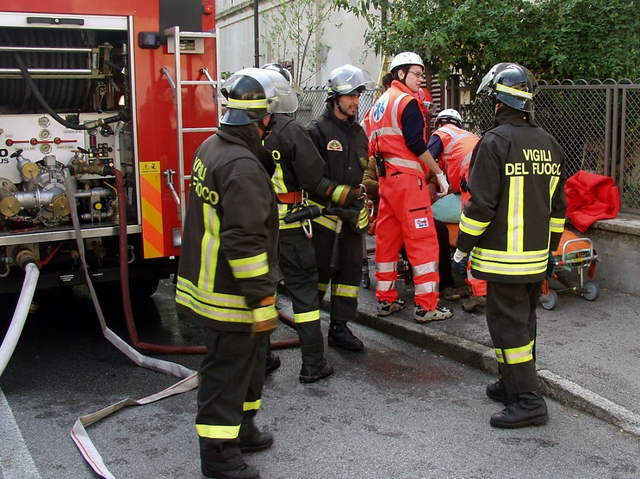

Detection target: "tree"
[262, 0, 340, 86]
[331, 0, 640, 87]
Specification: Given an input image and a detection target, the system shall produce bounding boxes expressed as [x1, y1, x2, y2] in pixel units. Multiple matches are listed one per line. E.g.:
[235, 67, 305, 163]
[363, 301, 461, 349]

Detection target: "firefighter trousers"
[278, 228, 324, 367]
[486, 281, 541, 395]
[197, 328, 268, 472]
[312, 224, 362, 324]
[375, 170, 440, 310]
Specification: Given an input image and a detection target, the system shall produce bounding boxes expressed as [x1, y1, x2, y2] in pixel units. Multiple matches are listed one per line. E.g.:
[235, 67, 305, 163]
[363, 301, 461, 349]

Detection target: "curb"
[352, 308, 640, 438]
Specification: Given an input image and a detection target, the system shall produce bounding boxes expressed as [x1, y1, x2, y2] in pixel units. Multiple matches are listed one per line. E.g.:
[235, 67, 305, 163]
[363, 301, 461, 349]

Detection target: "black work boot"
[202, 463, 260, 479]
[328, 321, 364, 351]
[486, 378, 516, 405]
[265, 352, 280, 375]
[490, 391, 549, 429]
[299, 358, 334, 383]
[237, 418, 273, 453]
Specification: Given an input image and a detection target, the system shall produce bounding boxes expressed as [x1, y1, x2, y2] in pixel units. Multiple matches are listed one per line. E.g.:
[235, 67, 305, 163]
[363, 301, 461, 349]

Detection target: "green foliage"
[261, 0, 340, 86]
[331, 0, 640, 87]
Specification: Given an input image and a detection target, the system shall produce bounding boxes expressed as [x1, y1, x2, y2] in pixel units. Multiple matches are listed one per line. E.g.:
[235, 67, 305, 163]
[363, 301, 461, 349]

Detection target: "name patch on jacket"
[506, 149, 561, 176]
[415, 217, 430, 229]
[327, 140, 343, 151]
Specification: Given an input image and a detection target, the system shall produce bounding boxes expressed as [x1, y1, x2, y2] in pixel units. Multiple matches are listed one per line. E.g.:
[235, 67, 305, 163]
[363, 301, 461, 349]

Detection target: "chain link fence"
[299, 81, 640, 214]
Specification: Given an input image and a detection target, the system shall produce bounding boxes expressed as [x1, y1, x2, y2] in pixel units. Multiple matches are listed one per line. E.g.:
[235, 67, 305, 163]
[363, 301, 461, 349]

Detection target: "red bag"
[565, 171, 620, 233]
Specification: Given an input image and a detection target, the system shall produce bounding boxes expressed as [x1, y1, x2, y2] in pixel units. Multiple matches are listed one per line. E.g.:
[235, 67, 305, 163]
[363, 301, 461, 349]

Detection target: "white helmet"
[435, 109, 463, 128]
[389, 52, 424, 73]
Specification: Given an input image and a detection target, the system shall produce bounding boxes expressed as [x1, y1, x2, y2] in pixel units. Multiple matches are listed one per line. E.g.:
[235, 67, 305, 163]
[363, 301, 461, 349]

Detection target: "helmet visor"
[222, 68, 298, 115]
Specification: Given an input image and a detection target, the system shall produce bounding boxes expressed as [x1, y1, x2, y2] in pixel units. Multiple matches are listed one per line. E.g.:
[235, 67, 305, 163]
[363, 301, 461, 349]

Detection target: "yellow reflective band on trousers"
[199, 203, 221, 291]
[294, 310, 320, 323]
[251, 302, 277, 323]
[243, 399, 262, 412]
[470, 248, 548, 276]
[196, 424, 241, 440]
[459, 212, 490, 237]
[331, 283, 359, 298]
[495, 340, 535, 365]
[507, 176, 525, 252]
[318, 282, 328, 293]
[228, 252, 269, 279]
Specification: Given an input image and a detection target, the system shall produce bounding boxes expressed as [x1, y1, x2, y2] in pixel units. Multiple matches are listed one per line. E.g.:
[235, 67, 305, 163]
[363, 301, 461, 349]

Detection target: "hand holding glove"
[452, 248, 469, 278]
[436, 173, 450, 198]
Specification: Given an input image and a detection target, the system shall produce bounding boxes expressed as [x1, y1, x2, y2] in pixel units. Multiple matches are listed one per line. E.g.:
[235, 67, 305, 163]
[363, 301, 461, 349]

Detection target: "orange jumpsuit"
[366, 80, 440, 311]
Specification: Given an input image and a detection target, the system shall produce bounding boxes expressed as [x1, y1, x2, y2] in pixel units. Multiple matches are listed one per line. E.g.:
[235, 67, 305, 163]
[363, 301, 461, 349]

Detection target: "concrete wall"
[573, 214, 640, 296]
[214, 0, 382, 87]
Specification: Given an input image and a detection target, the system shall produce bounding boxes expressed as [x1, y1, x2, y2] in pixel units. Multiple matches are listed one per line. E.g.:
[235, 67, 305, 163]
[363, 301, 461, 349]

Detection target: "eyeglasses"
[408, 70, 426, 79]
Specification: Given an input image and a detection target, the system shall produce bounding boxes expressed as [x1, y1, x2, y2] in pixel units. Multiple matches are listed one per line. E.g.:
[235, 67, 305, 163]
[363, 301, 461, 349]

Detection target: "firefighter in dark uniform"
[306, 64, 373, 351]
[175, 67, 297, 479]
[260, 63, 360, 382]
[454, 63, 566, 428]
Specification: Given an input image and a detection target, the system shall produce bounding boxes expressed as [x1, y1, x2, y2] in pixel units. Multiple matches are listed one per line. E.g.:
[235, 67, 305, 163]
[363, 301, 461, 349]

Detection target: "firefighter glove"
[453, 248, 468, 278]
[436, 173, 450, 197]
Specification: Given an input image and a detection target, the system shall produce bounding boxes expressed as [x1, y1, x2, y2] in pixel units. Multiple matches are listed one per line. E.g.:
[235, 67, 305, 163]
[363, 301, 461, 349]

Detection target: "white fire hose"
[0, 261, 40, 378]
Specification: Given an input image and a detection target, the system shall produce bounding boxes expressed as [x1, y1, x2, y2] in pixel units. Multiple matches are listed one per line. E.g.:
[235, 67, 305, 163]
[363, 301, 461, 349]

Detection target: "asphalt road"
[1, 280, 640, 479]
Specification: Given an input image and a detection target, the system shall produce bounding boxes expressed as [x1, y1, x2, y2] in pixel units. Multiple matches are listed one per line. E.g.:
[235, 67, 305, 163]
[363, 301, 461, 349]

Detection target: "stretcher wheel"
[361, 273, 371, 289]
[582, 281, 599, 301]
[540, 290, 558, 310]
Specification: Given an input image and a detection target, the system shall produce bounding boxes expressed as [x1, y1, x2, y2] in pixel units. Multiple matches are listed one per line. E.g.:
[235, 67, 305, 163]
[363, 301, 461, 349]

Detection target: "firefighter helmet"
[326, 64, 375, 99]
[389, 52, 424, 74]
[220, 67, 298, 126]
[435, 109, 463, 128]
[260, 63, 303, 95]
[477, 62, 538, 113]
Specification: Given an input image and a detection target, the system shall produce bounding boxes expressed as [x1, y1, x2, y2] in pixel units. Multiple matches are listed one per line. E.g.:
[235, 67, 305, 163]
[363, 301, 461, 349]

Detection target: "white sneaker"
[413, 304, 453, 323]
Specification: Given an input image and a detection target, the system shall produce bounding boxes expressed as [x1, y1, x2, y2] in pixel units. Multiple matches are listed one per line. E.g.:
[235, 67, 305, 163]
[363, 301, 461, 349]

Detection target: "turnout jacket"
[306, 104, 369, 232]
[176, 124, 280, 332]
[457, 107, 567, 283]
[263, 113, 326, 231]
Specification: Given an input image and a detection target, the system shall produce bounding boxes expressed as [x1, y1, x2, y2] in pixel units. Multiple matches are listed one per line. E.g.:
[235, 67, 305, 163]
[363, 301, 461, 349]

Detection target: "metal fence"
[299, 81, 640, 214]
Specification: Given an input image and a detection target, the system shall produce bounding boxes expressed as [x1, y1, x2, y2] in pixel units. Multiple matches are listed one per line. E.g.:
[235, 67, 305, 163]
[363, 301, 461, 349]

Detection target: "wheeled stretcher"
[540, 230, 599, 310]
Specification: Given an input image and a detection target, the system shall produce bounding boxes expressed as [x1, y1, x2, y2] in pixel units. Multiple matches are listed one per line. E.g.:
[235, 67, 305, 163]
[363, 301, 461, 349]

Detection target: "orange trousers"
[375, 169, 440, 310]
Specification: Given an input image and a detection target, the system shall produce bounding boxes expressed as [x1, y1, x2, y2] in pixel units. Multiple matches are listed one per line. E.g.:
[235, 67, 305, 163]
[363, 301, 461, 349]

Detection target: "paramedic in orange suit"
[365, 51, 453, 323]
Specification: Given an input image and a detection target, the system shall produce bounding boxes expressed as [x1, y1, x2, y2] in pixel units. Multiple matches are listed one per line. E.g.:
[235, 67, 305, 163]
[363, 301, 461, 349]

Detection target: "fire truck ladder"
[161, 26, 217, 238]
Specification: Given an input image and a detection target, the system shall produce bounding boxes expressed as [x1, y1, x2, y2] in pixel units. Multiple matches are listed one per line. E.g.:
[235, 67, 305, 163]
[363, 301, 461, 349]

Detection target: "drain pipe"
[0, 251, 39, 377]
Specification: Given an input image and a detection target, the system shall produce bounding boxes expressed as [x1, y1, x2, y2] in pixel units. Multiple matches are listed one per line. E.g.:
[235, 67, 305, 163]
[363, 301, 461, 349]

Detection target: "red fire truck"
[0, 0, 218, 296]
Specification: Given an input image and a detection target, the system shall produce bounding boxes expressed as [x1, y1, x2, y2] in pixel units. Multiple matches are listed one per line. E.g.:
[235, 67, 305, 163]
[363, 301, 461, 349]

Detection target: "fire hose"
[0, 256, 39, 378]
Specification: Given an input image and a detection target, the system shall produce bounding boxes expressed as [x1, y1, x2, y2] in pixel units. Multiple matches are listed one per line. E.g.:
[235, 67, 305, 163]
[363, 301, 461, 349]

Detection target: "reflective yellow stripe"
[243, 399, 261, 412]
[550, 215, 565, 233]
[227, 98, 268, 109]
[507, 176, 525, 252]
[470, 247, 548, 276]
[251, 302, 277, 323]
[331, 283, 359, 298]
[313, 214, 338, 231]
[196, 424, 240, 440]
[495, 83, 533, 99]
[318, 282, 328, 293]
[229, 253, 269, 279]
[459, 212, 490, 236]
[495, 340, 535, 365]
[294, 310, 320, 323]
[199, 203, 221, 291]
[176, 276, 254, 323]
